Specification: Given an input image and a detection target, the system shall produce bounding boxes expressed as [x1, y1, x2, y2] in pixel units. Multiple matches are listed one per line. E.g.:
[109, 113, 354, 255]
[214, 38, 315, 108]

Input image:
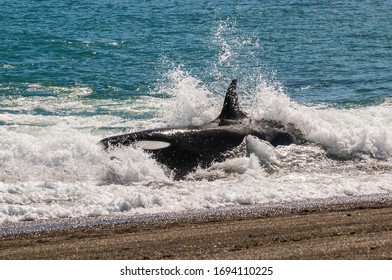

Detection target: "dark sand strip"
[1, 200, 392, 259]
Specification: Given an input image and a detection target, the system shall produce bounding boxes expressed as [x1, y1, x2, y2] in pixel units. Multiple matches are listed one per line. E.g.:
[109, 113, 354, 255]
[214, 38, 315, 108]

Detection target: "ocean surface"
[1, 0, 392, 224]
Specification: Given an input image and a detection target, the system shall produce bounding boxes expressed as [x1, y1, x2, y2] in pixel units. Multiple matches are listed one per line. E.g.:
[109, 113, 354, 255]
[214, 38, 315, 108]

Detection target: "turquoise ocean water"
[1, 0, 392, 225]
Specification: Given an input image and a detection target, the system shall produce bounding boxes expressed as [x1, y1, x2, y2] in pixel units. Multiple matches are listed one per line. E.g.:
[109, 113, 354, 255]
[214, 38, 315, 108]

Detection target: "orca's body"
[100, 80, 306, 179]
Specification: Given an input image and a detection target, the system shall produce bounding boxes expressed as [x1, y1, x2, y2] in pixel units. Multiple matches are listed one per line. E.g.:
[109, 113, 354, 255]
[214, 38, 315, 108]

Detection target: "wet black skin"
[100, 80, 306, 179]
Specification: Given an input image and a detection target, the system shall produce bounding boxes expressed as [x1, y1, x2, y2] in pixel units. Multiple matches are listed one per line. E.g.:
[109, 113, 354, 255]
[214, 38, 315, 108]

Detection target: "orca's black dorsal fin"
[217, 79, 248, 120]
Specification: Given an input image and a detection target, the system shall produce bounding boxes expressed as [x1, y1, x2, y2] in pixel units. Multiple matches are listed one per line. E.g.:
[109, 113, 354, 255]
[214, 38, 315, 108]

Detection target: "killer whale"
[100, 80, 306, 179]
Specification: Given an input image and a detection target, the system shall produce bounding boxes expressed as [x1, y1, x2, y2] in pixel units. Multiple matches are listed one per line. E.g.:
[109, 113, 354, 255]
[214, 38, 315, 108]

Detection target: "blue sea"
[1, 0, 392, 225]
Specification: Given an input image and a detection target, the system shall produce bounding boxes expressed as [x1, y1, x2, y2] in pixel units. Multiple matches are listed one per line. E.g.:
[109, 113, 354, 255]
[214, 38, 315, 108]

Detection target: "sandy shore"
[1, 198, 392, 260]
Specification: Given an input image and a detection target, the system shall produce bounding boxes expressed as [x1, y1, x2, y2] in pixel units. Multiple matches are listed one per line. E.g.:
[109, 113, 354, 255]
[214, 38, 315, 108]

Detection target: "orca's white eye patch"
[134, 141, 171, 150]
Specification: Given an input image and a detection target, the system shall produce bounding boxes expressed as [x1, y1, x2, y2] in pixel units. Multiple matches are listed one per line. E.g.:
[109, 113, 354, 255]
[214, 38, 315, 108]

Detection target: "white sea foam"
[1, 73, 392, 224]
[155, 66, 220, 126]
[1, 64, 15, 69]
[248, 78, 392, 159]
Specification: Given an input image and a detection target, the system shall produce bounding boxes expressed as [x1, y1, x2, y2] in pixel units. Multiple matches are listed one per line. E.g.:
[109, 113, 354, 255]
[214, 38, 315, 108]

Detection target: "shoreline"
[1, 196, 392, 259]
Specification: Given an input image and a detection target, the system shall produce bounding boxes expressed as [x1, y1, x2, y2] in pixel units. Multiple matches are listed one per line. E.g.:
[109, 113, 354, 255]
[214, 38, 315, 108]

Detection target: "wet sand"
[1, 199, 392, 259]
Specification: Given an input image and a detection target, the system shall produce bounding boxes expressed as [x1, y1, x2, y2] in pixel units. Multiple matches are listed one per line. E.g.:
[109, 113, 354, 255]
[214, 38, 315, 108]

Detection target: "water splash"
[155, 65, 220, 126]
[209, 18, 262, 86]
